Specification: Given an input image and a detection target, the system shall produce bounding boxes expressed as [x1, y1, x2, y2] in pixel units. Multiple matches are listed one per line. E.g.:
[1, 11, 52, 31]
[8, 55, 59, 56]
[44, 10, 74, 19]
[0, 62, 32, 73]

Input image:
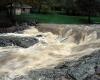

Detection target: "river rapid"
[0, 25, 100, 75]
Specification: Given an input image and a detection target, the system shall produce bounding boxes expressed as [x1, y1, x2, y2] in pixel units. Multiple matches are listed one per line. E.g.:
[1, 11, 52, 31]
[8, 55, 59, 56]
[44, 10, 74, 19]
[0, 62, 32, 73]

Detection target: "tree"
[64, 0, 74, 15]
[76, 0, 100, 23]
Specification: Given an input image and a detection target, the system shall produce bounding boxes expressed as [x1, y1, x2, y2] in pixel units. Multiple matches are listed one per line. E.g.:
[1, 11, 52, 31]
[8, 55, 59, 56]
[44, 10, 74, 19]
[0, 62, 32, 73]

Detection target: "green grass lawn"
[16, 13, 100, 24]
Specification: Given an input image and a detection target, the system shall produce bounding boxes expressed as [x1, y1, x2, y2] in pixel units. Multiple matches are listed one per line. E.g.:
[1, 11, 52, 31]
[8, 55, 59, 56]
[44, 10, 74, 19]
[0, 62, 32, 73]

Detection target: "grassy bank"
[16, 14, 100, 24]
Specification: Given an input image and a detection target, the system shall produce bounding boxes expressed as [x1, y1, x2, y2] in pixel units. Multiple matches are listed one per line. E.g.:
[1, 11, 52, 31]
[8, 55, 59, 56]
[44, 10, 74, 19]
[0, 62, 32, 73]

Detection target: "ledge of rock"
[55, 50, 100, 80]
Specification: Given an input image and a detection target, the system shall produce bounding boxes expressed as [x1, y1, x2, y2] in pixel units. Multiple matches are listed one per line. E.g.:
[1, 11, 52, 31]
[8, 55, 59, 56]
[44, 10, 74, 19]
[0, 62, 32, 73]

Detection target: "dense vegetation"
[0, 0, 100, 24]
[0, 0, 99, 15]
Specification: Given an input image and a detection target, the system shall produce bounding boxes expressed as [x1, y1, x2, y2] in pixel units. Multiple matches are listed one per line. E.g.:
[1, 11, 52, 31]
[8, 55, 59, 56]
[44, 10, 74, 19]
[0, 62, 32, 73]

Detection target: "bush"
[41, 5, 51, 14]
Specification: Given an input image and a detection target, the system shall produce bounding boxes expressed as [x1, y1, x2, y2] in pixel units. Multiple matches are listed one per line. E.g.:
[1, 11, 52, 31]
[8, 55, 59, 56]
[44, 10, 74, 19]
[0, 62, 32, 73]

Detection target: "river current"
[0, 25, 100, 75]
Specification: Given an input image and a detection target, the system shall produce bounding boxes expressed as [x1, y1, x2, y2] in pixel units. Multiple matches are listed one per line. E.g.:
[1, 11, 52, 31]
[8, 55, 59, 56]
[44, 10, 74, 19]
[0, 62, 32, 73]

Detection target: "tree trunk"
[88, 15, 91, 24]
[38, 4, 41, 13]
[88, 0, 91, 24]
[38, 0, 42, 13]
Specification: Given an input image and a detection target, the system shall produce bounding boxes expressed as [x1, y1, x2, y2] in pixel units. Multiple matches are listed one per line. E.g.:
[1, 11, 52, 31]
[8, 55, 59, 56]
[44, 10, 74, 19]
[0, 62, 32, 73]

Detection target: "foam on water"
[0, 25, 100, 75]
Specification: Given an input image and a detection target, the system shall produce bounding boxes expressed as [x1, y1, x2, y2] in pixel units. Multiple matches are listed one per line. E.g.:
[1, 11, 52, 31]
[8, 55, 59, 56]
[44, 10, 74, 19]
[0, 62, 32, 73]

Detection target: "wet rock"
[56, 50, 100, 80]
[36, 35, 43, 37]
[0, 21, 37, 33]
[85, 74, 100, 80]
[27, 20, 38, 26]
[95, 65, 100, 75]
[0, 69, 76, 80]
[0, 36, 39, 48]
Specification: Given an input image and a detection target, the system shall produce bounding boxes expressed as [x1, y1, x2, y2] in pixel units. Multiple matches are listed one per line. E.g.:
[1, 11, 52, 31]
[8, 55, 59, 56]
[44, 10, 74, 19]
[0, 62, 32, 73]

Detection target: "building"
[7, 2, 32, 15]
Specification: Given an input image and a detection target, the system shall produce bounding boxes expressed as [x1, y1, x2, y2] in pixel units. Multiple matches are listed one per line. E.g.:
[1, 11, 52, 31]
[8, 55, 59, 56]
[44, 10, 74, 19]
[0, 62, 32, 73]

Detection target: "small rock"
[95, 66, 100, 75]
[36, 35, 43, 37]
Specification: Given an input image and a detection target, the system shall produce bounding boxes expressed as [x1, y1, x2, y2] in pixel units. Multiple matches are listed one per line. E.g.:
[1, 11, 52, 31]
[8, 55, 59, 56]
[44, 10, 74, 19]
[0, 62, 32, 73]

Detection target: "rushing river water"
[0, 25, 100, 75]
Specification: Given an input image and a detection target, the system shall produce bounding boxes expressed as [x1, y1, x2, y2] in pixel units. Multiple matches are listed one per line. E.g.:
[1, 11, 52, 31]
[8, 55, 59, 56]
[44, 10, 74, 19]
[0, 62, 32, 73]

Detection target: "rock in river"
[0, 36, 39, 48]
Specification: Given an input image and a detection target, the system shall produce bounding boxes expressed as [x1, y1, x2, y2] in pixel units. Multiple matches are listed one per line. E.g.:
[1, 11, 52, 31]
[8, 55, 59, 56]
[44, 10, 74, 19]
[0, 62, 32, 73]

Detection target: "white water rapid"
[0, 25, 100, 76]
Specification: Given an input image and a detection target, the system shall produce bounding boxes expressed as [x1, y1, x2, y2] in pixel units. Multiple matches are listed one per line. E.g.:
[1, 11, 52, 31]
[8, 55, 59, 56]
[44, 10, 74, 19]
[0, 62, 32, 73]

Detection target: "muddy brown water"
[0, 24, 100, 75]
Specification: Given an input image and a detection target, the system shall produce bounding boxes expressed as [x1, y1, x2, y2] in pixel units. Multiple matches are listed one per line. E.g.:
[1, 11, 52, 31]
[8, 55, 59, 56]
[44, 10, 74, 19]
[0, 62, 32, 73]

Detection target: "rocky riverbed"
[0, 24, 100, 80]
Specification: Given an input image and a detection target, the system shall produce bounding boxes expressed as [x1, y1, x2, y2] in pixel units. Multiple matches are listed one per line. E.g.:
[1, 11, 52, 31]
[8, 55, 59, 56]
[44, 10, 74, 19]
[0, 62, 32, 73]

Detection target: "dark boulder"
[0, 36, 39, 48]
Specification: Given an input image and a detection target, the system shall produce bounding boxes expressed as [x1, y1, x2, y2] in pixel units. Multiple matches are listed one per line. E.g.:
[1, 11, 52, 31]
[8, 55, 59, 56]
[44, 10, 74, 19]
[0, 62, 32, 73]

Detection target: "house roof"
[21, 4, 32, 8]
[7, 2, 32, 8]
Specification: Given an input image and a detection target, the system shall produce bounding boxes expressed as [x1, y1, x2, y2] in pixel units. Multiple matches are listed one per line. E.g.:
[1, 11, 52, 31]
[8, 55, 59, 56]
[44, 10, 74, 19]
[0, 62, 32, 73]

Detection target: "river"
[0, 24, 100, 76]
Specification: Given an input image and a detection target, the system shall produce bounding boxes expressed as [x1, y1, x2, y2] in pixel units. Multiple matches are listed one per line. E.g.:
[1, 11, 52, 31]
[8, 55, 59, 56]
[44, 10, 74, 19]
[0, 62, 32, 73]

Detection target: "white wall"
[15, 8, 21, 15]
[22, 8, 30, 14]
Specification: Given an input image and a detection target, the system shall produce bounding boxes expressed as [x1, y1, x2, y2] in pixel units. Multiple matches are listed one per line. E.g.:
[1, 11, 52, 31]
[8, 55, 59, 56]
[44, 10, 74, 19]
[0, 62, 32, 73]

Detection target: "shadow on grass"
[79, 18, 89, 24]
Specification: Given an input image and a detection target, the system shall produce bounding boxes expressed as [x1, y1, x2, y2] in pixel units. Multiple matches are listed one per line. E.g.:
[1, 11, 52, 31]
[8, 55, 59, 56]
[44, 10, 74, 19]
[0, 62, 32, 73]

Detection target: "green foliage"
[41, 5, 51, 13]
[0, 0, 100, 23]
[1, 0, 100, 16]
[16, 13, 100, 24]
